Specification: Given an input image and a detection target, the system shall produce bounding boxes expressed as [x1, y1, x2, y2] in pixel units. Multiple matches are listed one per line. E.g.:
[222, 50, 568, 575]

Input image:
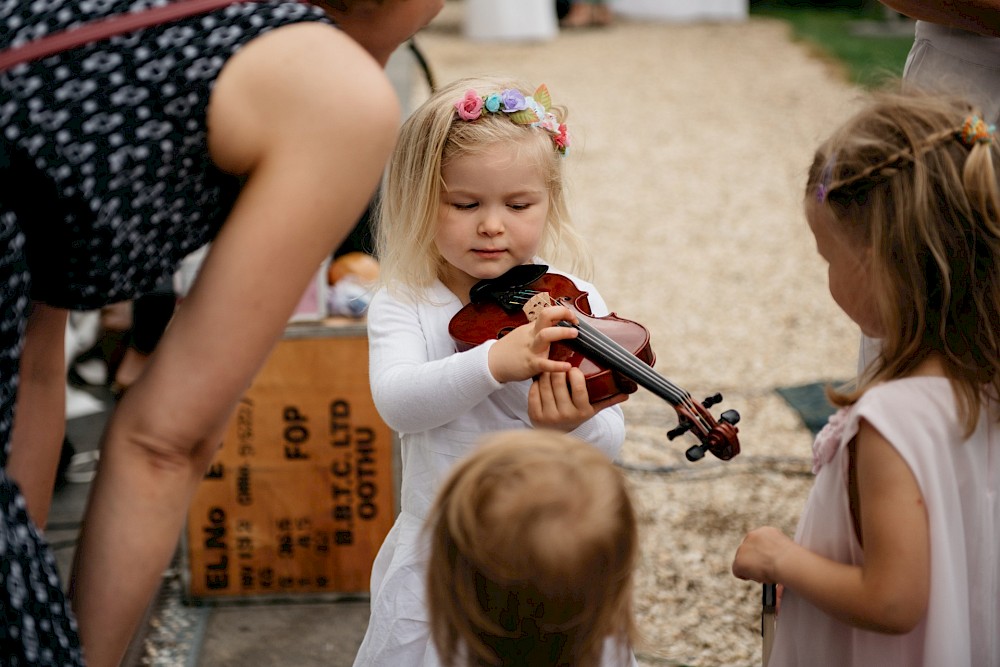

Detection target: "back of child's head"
[808, 89, 1000, 430]
[376, 76, 589, 293]
[427, 430, 637, 667]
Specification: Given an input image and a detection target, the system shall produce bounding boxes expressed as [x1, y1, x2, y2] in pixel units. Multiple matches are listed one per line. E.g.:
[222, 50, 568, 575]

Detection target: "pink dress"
[770, 377, 1000, 666]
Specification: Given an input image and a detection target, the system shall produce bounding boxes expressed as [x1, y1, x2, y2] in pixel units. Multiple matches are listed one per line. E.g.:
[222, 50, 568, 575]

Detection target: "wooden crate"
[183, 320, 395, 601]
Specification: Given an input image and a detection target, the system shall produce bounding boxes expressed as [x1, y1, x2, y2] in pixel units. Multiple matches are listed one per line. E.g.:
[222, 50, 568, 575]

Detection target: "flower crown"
[454, 84, 570, 156]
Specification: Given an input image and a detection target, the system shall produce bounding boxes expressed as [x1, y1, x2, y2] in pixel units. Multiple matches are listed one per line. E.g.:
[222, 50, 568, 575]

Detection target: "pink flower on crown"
[554, 123, 570, 152]
[812, 406, 849, 474]
[455, 89, 484, 120]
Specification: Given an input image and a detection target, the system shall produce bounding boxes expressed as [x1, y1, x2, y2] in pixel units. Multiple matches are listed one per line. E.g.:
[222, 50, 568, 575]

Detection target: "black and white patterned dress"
[0, 2, 332, 663]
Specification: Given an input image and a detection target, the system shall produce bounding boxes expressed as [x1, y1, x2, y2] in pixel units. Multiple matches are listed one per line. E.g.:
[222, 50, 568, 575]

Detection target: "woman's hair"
[806, 89, 1000, 434]
[427, 430, 638, 667]
[376, 76, 590, 296]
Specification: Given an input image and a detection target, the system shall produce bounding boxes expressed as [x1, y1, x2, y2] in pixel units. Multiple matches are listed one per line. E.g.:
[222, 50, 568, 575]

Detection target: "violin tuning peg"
[685, 444, 707, 462]
[720, 409, 741, 426]
[666, 422, 692, 441]
[702, 393, 722, 408]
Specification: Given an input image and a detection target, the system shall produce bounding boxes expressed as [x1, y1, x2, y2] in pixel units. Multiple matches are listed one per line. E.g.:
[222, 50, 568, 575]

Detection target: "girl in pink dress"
[732, 91, 1000, 666]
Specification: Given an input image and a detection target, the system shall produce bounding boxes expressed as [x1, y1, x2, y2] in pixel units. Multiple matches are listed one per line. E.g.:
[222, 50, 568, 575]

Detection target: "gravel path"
[413, 5, 874, 665]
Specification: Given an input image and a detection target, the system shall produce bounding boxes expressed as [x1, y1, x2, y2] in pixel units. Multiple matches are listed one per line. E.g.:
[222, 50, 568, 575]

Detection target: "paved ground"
[48, 2, 886, 665]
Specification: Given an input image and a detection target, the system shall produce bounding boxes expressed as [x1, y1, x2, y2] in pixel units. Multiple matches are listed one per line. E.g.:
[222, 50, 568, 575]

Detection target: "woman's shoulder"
[208, 22, 397, 175]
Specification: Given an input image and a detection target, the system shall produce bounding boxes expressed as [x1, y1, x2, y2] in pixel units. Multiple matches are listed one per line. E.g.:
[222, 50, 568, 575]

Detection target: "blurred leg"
[592, 0, 612, 26]
[6, 302, 68, 528]
[560, 1, 593, 27]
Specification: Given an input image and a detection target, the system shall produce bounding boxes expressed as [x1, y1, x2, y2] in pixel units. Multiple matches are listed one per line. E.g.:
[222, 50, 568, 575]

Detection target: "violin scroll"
[667, 393, 741, 462]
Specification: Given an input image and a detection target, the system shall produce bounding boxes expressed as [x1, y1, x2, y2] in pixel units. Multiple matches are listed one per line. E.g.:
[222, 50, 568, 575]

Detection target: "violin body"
[447, 264, 741, 462]
[449, 272, 656, 404]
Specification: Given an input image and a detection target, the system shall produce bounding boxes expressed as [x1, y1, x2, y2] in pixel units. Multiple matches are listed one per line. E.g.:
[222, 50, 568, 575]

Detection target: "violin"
[448, 264, 741, 462]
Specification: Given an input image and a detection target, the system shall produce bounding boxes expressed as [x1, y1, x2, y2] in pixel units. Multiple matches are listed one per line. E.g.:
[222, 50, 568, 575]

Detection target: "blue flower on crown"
[484, 93, 502, 113]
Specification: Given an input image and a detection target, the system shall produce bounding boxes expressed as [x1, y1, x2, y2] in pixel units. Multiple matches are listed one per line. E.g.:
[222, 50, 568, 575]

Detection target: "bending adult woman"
[0, 1, 443, 664]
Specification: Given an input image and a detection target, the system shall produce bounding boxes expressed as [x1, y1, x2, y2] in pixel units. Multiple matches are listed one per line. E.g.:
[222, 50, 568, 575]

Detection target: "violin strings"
[508, 289, 716, 435]
[515, 289, 687, 403]
[569, 319, 715, 434]
[571, 319, 685, 400]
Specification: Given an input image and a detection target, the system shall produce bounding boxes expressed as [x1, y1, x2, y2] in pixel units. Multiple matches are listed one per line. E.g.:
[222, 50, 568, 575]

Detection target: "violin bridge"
[522, 292, 552, 322]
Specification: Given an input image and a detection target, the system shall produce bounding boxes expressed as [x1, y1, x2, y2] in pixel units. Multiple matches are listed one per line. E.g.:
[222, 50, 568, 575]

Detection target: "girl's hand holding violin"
[529, 368, 628, 432]
[483, 301, 629, 431]
[487, 304, 580, 383]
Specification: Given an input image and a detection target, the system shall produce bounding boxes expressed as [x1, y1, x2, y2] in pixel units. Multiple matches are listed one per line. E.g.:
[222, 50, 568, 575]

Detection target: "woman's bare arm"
[69, 23, 400, 667]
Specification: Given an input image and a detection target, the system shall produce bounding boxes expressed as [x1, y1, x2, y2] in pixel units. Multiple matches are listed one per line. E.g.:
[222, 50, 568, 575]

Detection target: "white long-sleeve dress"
[352, 267, 633, 666]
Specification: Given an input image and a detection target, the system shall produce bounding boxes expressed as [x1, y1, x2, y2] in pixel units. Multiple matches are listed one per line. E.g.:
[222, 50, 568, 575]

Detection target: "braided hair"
[807, 90, 1000, 434]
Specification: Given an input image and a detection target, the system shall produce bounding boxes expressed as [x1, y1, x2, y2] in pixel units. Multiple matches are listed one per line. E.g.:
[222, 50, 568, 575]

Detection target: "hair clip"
[454, 84, 570, 156]
[816, 154, 836, 203]
[959, 115, 996, 147]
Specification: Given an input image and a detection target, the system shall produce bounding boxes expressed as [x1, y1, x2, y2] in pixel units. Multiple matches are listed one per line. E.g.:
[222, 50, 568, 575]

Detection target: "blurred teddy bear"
[326, 251, 380, 318]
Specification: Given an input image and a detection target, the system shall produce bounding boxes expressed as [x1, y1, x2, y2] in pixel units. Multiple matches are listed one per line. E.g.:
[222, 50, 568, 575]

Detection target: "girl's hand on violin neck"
[732, 526, 795, 584]
[528, 368, 626, 432]
[487, 305, 579, 383]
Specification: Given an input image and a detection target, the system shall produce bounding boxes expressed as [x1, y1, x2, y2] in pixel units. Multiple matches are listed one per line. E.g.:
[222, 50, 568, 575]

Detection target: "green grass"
[751, 7, 916, 89]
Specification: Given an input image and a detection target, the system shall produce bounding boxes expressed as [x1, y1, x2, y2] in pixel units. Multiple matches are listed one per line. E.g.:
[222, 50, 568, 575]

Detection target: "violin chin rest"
[469, 264, 549, 304]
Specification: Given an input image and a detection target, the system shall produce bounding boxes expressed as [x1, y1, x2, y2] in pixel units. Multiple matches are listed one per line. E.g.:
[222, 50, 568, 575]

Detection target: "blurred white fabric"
[66, 310, 105, 419]
[612, 0, 746, 22]
[464, 0, 558, 41]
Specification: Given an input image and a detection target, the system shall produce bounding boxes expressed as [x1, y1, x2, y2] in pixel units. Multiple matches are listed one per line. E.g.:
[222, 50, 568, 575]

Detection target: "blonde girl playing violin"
[353, 76, 635, 665]
[733, 90, 1000, 666]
